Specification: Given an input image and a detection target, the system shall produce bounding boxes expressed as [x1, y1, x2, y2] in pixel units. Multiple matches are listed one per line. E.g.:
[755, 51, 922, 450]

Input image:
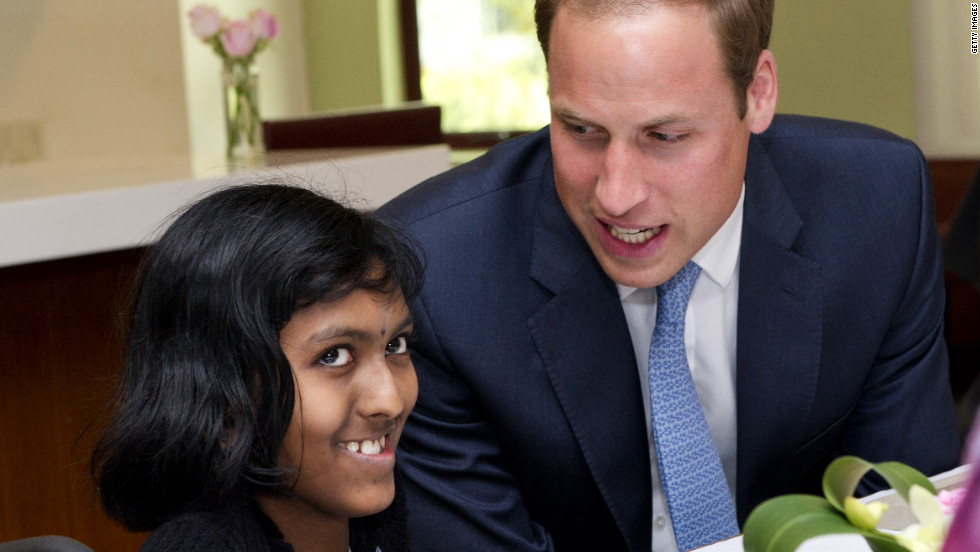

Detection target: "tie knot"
[656, 261, 701, 326]
[657, 261, 702, 306]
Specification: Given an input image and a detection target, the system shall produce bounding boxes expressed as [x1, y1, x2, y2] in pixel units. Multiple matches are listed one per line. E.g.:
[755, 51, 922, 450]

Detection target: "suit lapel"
[735, 136, 824, 521]
[527, 166, 652, 552]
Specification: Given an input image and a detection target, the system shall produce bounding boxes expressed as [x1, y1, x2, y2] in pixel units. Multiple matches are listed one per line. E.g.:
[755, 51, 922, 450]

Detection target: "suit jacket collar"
[735, 134, 824, 521]
[528, 158, 654, 552]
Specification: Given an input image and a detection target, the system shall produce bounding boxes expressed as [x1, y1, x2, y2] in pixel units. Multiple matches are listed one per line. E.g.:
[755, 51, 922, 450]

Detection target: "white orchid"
[892, 485, 965, 552]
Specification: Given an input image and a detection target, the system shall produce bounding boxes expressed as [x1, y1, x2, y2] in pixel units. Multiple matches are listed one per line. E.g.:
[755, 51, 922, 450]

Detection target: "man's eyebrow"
[641, 114, 691, 127]
[551, 106, 588, 122]
[552, 106, 692, 128]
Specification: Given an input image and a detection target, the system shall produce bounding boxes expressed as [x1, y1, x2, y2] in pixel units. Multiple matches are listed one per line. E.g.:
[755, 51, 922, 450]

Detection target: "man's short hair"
[534, 0, 774, 118]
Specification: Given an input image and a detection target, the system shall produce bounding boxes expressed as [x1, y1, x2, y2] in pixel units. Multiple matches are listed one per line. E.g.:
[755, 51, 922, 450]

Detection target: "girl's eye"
[386, 336, 408, 355]
[319, 347, 353, 367]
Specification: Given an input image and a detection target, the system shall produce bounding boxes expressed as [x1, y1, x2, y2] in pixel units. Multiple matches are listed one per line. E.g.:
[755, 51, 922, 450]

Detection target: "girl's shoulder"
[139, 499, 284, 552]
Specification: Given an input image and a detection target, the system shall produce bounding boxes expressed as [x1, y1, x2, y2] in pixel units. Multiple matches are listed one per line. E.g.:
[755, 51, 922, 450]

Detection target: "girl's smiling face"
[261, 287, 417, 536]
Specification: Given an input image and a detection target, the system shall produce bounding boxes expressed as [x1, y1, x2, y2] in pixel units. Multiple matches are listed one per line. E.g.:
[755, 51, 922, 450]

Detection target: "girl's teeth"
[341, 437, 386, 455]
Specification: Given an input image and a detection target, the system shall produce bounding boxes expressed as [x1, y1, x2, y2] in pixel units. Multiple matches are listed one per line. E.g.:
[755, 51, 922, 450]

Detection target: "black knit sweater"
[139, 497, 292, 552]
[138, 490, 408, 552]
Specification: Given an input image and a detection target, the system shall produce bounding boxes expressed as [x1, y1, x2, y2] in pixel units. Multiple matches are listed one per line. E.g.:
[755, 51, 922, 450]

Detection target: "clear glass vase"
[221, 60, 265, 168]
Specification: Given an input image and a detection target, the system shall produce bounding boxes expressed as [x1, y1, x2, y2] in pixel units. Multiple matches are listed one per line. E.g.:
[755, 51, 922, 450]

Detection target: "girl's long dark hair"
[90, 182, 422, 540]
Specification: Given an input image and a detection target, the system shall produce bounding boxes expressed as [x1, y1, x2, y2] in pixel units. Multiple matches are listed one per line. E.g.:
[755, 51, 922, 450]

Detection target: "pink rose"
[220, 20, 258, 58]
[249, 9, 280, 41]
[188, 5, 222, 40]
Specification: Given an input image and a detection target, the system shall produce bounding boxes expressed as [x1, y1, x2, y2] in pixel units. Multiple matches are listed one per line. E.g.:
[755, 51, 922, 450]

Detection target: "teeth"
[340, 436, 387, 455]
[608, 224, 661, 244]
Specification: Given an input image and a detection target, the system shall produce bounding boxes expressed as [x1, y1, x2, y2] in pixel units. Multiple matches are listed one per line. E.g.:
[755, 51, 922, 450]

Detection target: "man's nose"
[595, 140, 649, 217]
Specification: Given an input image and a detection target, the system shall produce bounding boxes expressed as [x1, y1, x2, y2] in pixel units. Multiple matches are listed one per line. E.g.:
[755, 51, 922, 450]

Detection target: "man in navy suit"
[375, 0, 961, 550]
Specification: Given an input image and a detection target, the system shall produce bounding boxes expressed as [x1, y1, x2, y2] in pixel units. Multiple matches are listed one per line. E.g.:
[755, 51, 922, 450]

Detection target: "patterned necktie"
[648, 261, 739, 551]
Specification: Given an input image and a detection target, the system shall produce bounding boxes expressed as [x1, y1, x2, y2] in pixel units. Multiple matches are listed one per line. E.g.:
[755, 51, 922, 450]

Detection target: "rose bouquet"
[188, 5, 279, 64]
[187, 4, 279, 166]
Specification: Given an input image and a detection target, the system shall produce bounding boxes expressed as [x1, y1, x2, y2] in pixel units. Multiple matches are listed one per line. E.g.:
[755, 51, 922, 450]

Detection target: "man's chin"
[595, 255, 675, 289]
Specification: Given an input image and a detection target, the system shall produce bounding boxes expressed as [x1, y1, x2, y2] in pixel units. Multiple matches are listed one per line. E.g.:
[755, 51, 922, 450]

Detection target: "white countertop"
[0, 145, 451, 268]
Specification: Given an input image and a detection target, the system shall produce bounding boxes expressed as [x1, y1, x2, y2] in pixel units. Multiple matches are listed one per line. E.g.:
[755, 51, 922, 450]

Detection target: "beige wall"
[0, 1, 311, 164]
[0, 2, 189, 162]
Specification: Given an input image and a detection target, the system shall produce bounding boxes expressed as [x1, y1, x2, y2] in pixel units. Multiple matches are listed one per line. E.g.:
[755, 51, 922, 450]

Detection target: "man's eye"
[319, 347, 352, 367]
[650, 131, 687, 144]
[562, 121, 599, 137]
[386, 336, 408, 355]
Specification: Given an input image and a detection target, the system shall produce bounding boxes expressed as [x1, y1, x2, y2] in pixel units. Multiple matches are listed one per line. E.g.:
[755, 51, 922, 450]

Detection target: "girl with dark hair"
[91, 182, 423, 552]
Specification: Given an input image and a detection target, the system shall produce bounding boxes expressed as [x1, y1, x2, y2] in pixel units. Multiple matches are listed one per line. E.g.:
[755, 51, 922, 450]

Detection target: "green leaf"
[822, 456, 936, 512]
[823, 456, 877, 511]
[872, 461, 937, 501]
[742, 494, 911, 552]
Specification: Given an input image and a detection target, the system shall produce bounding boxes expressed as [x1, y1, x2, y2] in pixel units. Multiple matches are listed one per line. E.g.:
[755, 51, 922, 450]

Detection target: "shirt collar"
[617, 182, 745, 301]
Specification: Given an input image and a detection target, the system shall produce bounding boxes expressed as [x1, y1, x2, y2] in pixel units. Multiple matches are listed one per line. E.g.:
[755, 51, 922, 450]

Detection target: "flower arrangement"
[188, 5, 279, 64]
[742, 454, 974, 552]
[187, 4, 279, 167]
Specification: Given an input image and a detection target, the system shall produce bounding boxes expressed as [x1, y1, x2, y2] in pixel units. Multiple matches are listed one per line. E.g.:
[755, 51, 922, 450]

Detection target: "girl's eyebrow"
[306, 314, 414, 344]
[387, 314, 415, 337]
[306, 326, 374, 345]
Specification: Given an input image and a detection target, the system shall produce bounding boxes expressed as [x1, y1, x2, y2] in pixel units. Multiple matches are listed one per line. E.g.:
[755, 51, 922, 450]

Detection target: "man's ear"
[745, 49, 778, 133]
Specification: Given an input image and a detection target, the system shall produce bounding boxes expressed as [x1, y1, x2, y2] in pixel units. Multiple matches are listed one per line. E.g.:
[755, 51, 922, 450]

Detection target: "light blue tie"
[649, 261, 739, 551]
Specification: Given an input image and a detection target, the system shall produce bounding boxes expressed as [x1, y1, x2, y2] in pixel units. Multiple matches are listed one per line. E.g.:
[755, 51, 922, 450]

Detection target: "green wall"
[302, 1, 383, 111]
[770, 1, 916, 139]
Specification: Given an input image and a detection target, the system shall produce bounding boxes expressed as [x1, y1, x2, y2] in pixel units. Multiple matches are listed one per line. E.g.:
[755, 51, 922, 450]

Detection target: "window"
[400, 0, 549, 148]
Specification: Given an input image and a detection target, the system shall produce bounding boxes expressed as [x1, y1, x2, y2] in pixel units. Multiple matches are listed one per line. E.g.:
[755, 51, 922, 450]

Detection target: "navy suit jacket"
[375, 115, 961, 551]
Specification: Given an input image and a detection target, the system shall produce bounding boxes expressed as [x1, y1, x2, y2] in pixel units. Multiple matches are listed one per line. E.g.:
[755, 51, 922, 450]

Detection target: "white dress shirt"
[617, 184, 744, 552]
